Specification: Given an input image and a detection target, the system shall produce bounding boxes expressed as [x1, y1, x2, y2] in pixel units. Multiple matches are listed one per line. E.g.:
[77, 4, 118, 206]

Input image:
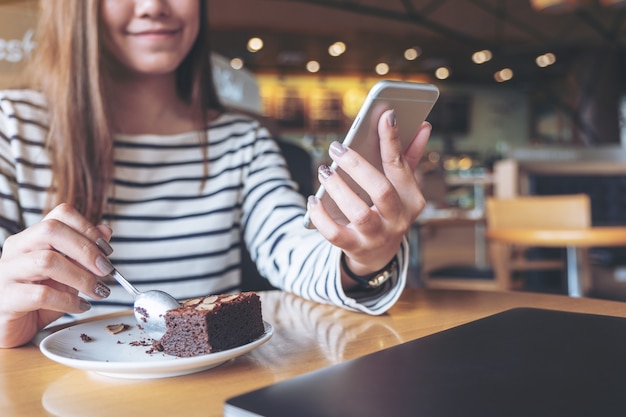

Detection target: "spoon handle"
[110, 269, 141, 299]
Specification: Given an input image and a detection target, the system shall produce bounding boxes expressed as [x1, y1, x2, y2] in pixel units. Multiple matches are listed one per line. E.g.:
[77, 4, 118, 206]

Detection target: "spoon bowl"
[110, 270, 181, 340]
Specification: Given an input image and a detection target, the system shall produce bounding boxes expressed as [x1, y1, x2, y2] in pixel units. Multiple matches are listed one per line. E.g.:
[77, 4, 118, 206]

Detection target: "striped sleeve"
[0, 91, 49, 246]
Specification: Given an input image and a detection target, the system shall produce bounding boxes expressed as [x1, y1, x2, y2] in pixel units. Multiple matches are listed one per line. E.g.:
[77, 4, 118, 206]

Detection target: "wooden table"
[487, 226, 626, 297]
[3, 289, 626, 417]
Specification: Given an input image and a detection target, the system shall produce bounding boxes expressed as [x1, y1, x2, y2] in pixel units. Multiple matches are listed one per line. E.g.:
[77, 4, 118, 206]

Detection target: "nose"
[135, 0, 171, 17]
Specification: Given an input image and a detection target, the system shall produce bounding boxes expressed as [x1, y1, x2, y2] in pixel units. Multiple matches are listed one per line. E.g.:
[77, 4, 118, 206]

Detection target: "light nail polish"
[79, 298, 92, 312]
[330, 141, 347, 156]
[387, 110, 397, 127]
[96, 256, 114, 275]
[95, 237, 113, 256]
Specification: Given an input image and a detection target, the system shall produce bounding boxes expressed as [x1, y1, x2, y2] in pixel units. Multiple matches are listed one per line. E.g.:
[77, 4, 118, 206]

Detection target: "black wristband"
[341, 254, 396, 288]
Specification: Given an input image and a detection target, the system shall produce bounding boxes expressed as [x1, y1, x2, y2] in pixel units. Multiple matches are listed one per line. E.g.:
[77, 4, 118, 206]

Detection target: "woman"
[0, 0, 431, 348]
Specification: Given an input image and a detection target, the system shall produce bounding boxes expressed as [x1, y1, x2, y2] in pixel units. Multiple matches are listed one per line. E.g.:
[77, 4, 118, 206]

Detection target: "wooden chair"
[418, 159, 517, 291]
[485, 194, 591, 291]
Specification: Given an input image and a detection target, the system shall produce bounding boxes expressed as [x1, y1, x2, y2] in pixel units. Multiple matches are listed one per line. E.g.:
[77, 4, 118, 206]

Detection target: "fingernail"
[96, 256, 114, 275]
[307, 195, 318, 207]
[329, 141, 347, 156]
[387, 109, 397, 127]
[95, 237, 113, 256]
[94, 280, 111, 298]
[79, 298, 92, 312]
[318, 165, 333, 180]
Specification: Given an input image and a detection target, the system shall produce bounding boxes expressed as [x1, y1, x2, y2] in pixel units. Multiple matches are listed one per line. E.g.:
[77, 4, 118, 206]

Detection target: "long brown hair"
[26, 0, 223, 223]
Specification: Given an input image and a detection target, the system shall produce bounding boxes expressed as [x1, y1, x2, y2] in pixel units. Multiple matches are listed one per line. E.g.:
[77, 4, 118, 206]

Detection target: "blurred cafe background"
[2, 0, 626, 299]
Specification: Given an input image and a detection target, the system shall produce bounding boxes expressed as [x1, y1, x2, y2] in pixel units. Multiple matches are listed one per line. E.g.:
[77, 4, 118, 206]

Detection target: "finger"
[96, 223, 114, 254]
[2, 281, 92, 315]
[317, 163, 383, 231]
[306, 195, 360, 251]
[35, 204, 114, 275]
[379, 109, 405, 164]
[45, 204, 111, 246]
[378, 109, 412, 178]
[27, 220, 114, 276]
[404, 122, 432, 170]
[1, 251, 111, 300]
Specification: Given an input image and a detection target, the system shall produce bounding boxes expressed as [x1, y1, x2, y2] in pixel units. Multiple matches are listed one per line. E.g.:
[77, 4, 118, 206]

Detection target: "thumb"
[404, 122, 432, 170]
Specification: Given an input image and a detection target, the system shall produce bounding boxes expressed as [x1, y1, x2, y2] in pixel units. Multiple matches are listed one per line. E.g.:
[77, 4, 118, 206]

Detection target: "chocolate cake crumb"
[146, 340, 164, 354]
[80, 333, 93, 342]
[135, 306, 148, 322]
[129, 339, 151, 347]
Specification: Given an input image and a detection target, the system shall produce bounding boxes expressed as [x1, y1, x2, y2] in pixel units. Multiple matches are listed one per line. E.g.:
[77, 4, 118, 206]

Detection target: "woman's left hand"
[306, 109, 431, 284]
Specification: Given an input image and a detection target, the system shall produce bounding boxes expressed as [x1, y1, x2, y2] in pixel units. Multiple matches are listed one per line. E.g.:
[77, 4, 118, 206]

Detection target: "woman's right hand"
[0, 204, 114, 348]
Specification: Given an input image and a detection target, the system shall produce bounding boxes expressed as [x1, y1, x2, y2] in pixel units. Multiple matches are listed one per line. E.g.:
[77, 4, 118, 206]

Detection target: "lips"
[130, 28, 180, 36]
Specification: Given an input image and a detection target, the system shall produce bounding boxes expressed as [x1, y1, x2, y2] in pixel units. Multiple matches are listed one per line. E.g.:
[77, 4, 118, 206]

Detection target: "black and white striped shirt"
[0, 89, 408, 319]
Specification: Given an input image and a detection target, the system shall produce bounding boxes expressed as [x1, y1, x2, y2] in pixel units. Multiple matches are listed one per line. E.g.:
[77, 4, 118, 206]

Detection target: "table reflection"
[259, 291, 402, 365]
[38, 291, 402, 416]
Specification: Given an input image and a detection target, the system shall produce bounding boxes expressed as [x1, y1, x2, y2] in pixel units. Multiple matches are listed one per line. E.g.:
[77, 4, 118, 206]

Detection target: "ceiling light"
[472, 49, 493, 64]
[435, 67, 450, 80]
[375, 62, 389, 75]
[494, 68, 514, 82]
[306, 60, 320, 73]
[427, 152, 441, 163]
[404, 47, 421, 61]
[247, 37, 264, 53]
[458, 156, 473, 170]
[328, 41, 346, 57]
[536, 52, 556, 67]
[230, 58, 244, 70]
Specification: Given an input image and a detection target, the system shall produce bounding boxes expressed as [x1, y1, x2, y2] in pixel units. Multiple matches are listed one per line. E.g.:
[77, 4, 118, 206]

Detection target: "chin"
[131, 61, 183, 76]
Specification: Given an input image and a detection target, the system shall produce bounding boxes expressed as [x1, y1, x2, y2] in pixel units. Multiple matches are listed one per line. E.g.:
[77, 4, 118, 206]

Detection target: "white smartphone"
[303, 80, 439, 229]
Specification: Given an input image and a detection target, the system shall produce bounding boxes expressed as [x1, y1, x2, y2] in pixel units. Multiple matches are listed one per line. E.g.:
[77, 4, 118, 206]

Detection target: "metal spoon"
[109, 269, 181, 340]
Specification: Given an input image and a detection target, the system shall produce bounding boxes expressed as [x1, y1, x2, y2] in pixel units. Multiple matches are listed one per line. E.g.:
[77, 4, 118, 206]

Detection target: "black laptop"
[224, 307, 626, 417]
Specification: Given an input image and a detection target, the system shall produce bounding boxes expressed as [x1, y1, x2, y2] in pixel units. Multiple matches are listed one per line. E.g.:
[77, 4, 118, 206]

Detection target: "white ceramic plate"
[40, 314, 273, 379]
